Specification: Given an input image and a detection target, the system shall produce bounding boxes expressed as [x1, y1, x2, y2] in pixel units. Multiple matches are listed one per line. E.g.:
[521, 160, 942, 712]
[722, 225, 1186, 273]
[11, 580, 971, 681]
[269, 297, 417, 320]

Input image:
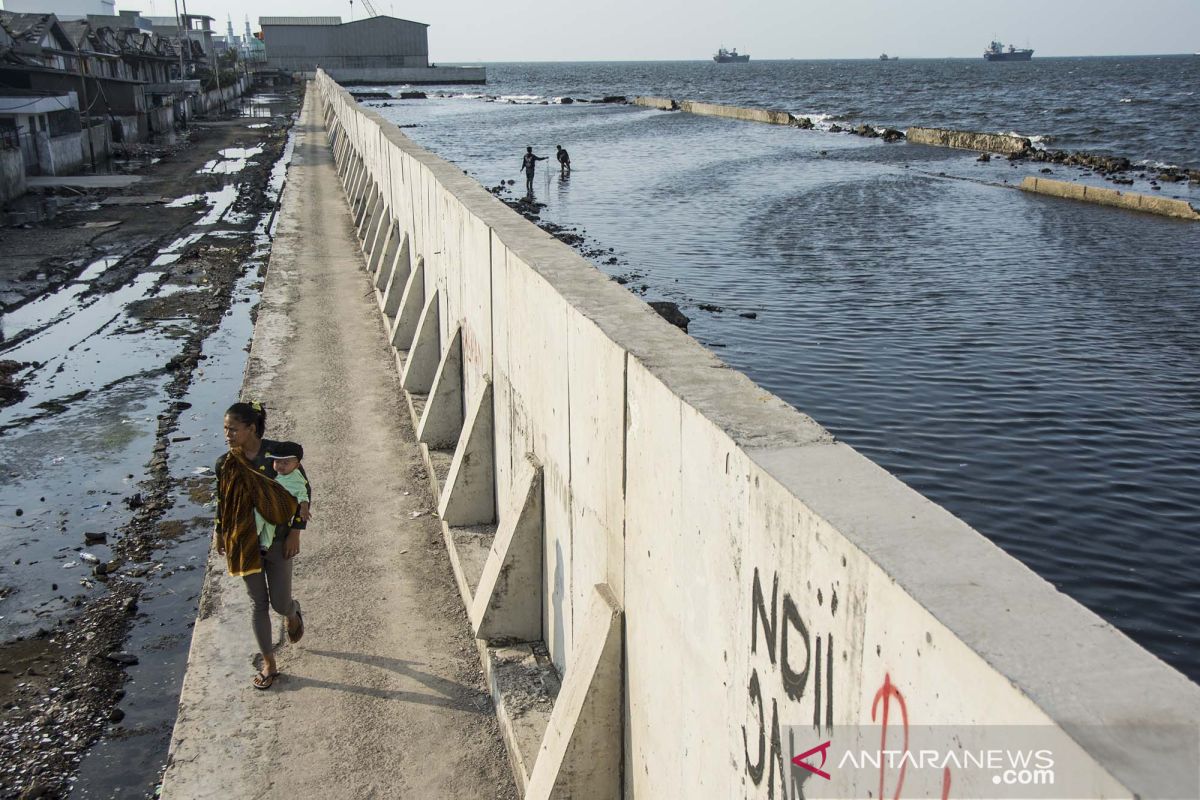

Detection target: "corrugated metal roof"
[259, 17, 343, 26]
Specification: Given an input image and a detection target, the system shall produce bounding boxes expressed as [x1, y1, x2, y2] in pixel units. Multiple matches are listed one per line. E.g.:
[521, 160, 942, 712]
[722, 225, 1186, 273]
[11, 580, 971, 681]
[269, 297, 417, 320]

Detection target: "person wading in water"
[214, 401, 310, 689]
[521, 146, 547, 193]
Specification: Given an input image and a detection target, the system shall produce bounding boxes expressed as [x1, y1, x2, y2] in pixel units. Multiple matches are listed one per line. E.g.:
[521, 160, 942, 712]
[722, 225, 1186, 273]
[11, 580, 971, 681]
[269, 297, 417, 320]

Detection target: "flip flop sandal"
[287, 603, 304, 644]
[253, 670, 279, 690]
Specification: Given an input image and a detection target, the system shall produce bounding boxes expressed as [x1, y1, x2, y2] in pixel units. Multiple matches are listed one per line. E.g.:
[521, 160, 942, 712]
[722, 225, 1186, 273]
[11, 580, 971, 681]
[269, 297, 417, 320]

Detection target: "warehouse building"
[259, 16, 484, 84]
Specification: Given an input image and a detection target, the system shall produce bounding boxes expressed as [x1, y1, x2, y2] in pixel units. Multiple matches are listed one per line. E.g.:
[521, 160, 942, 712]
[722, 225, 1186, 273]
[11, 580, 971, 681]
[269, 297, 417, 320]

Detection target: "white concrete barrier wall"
[316, 73, 1200, 799]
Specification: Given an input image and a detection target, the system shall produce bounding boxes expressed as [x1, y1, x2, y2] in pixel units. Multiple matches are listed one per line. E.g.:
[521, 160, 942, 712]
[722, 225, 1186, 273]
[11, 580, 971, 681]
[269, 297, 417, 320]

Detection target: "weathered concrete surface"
[1022, 175, 1200, 220]
[0, 147, 24, 204]
[632, 96, 677, 111]
[161, 89, 515, 800]
[679, 99, 795, 125]
[907, 125, 1032, 154]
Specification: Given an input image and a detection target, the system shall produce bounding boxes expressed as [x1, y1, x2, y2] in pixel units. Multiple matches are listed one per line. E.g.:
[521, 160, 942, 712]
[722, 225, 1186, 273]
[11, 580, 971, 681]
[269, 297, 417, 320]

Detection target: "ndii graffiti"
[743, 567, 835, 799]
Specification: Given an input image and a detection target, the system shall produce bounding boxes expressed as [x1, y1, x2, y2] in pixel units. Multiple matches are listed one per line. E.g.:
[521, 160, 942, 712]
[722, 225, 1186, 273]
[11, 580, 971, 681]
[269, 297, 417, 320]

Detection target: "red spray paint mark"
[871, 673, 909, 800]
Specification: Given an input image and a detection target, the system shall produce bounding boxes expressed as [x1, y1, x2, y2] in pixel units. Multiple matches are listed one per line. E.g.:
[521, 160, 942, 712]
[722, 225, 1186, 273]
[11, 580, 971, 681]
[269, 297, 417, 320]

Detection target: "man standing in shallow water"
[521, 146, 546, 192]
[556, 144, 571, 175]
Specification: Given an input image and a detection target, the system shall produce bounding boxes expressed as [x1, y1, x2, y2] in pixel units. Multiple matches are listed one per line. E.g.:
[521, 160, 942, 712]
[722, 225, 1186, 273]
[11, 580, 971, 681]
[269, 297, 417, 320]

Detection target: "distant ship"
[879, 53, 899, 61]
[713, 47, 750, 63]
[984, 40, 1033, 61]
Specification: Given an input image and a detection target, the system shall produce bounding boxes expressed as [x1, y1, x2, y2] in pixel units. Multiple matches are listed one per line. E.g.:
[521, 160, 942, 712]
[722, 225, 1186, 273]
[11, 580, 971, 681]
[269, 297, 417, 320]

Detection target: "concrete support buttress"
[381, 234, 411, 319]
[357, 190, 381, 243]
[470, 456, 543, 642]
[524, 585, 623, 800]
[348, 159, 366, 202]
[390, 257, 425, 350]
[400, 289, 440, 393]
[371, 222, 399, 285]
[334, 137, 347, 172]
[365, 209, 390, 269]
[417, 326, 464, 448]
[351, 175, 371, 225]
[438, 378, 496, 526]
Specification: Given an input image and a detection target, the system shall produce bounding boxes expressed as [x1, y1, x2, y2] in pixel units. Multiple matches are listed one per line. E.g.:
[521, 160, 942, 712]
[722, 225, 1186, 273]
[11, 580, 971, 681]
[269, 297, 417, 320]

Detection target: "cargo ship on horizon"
[713, 47, 749, 63]
[984, 40, 1033, 61]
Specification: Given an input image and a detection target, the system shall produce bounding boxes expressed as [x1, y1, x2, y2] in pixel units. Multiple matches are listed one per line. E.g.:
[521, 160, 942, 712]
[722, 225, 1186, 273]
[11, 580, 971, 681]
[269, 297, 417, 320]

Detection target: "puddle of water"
[167, 184, 242, 227]
[159, 232, 206, 255]
[76, 257, 124, 283]
[1, 285, 88, 342]
[1, 256, 129, 342]
[196, 146, 264, 176]
[150, 254, 182, 267]
[0, 273, 162, 372]
[0, 380, 166, 637]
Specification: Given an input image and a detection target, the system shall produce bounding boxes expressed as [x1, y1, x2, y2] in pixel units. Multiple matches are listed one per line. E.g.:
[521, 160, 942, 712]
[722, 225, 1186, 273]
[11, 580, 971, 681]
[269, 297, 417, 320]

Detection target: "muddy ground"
[0, 87, 301, 800]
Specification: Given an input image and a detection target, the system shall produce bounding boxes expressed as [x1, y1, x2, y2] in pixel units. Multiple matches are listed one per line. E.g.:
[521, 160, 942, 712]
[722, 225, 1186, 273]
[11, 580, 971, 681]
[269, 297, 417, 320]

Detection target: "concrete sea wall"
[905, 126, 1031, 155]
[317, 71, 1200, 799]
[1021, 175, 1200, 220]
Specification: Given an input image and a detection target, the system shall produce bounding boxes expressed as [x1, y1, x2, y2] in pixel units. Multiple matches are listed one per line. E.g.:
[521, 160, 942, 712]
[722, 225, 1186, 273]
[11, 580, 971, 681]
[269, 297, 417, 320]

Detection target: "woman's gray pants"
[242, 536, 297, 654]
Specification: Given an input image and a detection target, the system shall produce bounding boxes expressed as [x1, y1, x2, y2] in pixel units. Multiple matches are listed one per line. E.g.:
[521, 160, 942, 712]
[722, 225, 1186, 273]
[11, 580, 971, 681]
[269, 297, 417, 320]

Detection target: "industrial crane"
[349, 0, 379, 20]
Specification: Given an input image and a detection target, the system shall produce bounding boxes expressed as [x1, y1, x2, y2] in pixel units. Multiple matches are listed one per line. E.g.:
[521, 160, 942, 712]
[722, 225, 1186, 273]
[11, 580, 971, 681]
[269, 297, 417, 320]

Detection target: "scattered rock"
[698, 303, 724, 313]
[83, 531, 106, 544]
[977, 153, 991, 162]
[880, 128, 905, 143]
[739, 311, 758, 319]
[648, 301, 690, 332]
[399, 91, 427, 100]
[104, 651, 138, 666]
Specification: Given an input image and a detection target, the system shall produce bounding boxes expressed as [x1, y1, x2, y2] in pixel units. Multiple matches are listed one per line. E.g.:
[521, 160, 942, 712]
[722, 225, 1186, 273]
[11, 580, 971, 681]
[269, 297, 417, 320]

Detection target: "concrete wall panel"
[566, 309, 625, 622]
[498, 251, 574, 671]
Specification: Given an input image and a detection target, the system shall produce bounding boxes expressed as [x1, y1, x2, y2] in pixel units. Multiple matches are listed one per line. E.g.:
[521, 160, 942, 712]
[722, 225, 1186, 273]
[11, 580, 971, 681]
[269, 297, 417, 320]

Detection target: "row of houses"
[0, 6, 254, 204]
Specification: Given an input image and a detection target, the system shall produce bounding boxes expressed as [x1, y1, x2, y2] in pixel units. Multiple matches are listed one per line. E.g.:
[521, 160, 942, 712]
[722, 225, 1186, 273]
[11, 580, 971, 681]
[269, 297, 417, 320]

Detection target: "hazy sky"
[116, 0, 1200, 62]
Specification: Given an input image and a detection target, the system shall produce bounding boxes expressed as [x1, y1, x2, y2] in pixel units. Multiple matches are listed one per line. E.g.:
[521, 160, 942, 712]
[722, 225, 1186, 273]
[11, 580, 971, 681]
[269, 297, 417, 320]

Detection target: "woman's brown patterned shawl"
[216, 448, 299, 577]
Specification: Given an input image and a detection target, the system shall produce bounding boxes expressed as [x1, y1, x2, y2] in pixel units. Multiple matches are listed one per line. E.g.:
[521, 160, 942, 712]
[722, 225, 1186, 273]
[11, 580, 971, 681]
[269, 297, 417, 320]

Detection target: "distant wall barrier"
[905, 126, 1031, 155]
[1022, 175, 1200, 221]
[316, 71, 1200, 799]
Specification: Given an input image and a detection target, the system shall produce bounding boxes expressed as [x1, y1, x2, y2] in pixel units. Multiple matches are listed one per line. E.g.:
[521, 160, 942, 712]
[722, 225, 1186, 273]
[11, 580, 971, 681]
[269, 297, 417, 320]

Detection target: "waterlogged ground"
[366, 89, 1200, 683]
[0, 90, 299, 799]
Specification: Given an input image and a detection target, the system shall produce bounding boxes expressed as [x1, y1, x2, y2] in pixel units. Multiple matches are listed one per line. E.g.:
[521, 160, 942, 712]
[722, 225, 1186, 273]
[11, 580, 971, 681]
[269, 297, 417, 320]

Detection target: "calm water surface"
[355, 59, 1200, 682]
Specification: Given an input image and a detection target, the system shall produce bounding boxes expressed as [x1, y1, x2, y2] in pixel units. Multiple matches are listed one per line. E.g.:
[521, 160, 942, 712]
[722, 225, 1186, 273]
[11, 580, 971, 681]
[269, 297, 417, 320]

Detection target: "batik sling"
[216, 448, 300, 577]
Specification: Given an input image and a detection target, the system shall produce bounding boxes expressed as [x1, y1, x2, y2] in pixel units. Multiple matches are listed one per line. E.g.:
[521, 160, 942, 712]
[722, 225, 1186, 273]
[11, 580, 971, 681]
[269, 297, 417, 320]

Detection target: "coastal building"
[146, 13, 215, 57]
[258, 15, 483, 84]
[0, 8, 249, 197]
